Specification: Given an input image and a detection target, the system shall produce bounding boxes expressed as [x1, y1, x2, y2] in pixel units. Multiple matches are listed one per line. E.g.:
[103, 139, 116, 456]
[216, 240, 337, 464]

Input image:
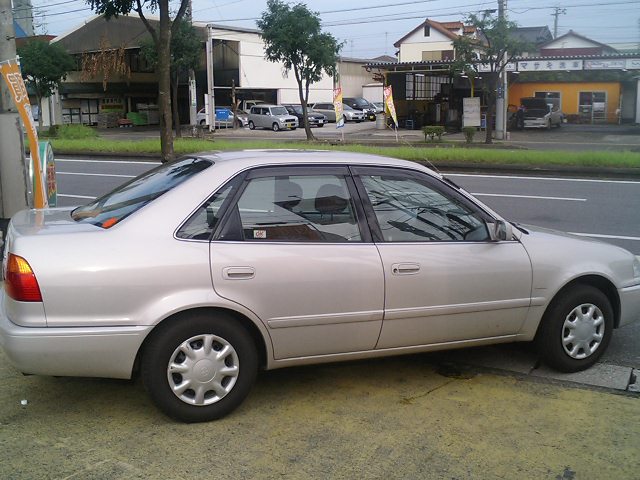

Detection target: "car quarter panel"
[516, 226, 639, 338]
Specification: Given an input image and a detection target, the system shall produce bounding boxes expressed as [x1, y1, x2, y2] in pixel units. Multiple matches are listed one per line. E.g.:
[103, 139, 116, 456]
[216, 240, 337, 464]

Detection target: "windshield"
[271, 107, 288, 115]
[290, 105, 303, 114]
[72, 157, 213, 228]
[342, 104, 354, 110]
[354, 98, 370, 107]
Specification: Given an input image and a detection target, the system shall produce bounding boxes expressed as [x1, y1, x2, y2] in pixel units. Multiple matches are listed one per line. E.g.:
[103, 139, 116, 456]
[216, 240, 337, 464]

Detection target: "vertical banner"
[0, 59, 48, 209]
[383, 85, 398, 127]
[333, 86, 344, 128]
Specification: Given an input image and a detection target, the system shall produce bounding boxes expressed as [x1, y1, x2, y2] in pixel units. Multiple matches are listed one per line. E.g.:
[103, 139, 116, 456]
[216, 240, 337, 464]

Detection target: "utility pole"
[0, 0, 30, 233]
[552, 7, 567, 38]
[495, 0, 508, 140]
[187, 0, 198, 132]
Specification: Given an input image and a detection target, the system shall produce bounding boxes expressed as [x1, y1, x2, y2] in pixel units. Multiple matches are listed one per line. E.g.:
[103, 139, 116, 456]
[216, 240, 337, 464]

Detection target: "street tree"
[140, 19, 201, 138]
[86, 0, 190, 162]
[257, 0, 341, 141]
[452, 13, 529, 143]
[17, 39, 75, 130]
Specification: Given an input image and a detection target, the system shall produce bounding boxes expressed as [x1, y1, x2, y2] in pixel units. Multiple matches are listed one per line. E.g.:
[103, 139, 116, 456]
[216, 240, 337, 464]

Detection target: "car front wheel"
[536, 285, 613, 372]
[142, 312, 258, 422]
[272, 123, 280, 131]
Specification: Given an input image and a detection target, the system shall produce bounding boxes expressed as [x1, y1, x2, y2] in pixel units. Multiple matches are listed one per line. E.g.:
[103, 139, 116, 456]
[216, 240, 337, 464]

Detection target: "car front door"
[352, 166, 533, 349]
[207, 166, 384, 360]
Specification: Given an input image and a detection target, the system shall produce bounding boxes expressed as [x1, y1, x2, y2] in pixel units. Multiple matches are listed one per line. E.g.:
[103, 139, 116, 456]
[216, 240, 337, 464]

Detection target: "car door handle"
[223, 267, 255, 280]
[391, 263, 421, 275]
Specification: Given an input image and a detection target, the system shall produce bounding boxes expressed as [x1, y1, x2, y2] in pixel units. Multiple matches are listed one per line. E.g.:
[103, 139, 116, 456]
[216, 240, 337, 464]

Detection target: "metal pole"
[205, 26, 215, 133]
[0, 0, 30, 227]
[187, 0, 197, 130]
[494, 0, 506, 140]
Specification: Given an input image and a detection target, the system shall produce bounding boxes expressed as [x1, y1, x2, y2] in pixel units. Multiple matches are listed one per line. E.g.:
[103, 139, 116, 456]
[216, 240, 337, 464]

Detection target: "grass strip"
[49, 137, 640, 169]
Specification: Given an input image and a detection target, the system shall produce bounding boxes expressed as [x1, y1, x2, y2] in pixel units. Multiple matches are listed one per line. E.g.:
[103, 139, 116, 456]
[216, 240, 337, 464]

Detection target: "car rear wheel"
[536, 285, 613, 372]
[142, 312, 258, 422]
[272, 123, 280, 132]
[248, 121, 255, 130]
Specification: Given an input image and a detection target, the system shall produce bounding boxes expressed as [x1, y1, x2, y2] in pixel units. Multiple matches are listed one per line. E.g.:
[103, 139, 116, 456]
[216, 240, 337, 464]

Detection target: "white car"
[1, 151, 639, 422]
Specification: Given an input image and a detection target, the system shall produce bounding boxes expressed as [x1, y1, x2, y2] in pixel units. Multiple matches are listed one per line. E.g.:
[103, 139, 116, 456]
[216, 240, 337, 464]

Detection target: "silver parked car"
[247, 104, 298, 131]
[309, 103, 366, 123]
[1, 151, 639, 423]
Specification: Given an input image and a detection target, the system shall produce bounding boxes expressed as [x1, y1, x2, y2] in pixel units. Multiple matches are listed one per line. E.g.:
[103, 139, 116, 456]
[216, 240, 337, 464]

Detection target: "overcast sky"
[24, 0, 640, 57]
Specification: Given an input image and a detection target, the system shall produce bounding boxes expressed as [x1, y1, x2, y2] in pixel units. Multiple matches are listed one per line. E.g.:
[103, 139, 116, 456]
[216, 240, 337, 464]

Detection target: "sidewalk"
[1, 347, 638, 479]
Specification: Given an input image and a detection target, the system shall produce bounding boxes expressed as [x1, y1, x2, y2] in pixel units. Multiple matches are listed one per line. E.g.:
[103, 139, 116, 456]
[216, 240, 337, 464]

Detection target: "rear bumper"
[0, 302, 152, 379]
[619, 283, 640, 327]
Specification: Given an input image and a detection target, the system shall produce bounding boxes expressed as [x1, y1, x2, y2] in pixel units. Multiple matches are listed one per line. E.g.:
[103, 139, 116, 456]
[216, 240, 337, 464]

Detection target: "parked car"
[2, 150, 639, 423]
[309, 102, 339, 122]
[343, 97, 377, 120]
[372, 102, 384, 114]
[342, 104, 366, 122]
[196, 107, 247, 128]
[282, 104, 328, 127]
[517, 97, 563, 129]
[247, 104, 298, 131]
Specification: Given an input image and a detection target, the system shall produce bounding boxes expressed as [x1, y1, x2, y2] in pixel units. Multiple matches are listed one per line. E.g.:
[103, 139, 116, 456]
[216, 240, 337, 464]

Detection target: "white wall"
[208, 27, 333, 97]
[544, 34, 602, 49]
[397, 25, 454, 62]
[362, 84, 383, 103]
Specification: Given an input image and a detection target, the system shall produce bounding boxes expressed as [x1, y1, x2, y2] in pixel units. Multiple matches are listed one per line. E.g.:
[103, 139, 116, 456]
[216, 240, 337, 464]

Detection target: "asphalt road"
[53, 157, 640, 374]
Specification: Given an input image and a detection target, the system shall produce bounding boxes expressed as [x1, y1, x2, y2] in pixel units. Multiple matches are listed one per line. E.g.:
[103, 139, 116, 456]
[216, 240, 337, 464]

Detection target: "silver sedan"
[1, 151, 639, 422]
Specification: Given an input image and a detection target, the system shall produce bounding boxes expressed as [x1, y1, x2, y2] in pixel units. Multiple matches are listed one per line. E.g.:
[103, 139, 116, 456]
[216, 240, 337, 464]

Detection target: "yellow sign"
[384, 85, 398, 128]
[0, 59, 48, 209]
[333, 86, 344, 128]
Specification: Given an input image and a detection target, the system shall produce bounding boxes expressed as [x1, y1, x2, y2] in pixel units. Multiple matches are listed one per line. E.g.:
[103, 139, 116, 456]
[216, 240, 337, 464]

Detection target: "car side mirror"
[487, 220, 512, 242]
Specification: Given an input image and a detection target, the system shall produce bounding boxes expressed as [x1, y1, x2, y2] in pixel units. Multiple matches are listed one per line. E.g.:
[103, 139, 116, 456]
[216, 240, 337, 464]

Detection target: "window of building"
[405, 74, 451, 101]
[424, 25, 431, 37]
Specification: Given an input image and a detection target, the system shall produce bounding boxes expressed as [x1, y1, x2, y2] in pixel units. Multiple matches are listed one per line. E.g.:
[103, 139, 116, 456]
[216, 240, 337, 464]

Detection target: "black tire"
[536, 285, 613, 372]
[142, 312, 258, 422]
[236, 120, 243, 128]
[248, 121, 255, 130]
[272, 122, 280, 132]
[318, 124, 324, 128]
[199, 119, 206, 126]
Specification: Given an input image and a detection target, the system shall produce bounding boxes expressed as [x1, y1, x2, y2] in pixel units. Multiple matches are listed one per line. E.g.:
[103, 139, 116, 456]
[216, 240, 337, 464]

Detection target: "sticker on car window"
[253, 230, 267, 239]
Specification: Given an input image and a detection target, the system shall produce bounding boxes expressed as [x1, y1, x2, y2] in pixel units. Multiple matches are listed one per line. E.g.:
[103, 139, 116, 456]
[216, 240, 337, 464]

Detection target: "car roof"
[195, 149, 442, 177]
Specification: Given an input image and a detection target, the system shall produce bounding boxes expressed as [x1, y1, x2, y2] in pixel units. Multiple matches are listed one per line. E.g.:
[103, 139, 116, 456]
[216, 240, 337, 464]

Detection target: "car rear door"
[351, 166, 533, 349]
[207, 165, 384, 360]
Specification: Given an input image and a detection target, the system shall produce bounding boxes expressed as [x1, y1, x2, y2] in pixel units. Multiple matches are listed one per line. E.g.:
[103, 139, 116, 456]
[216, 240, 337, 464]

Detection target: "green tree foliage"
[452, 13, 529, 143]
[17, 39, 75, 129]
[140, 19, 201, 137]
[86, 0, 190, 162]
[257, 0, 341, 140]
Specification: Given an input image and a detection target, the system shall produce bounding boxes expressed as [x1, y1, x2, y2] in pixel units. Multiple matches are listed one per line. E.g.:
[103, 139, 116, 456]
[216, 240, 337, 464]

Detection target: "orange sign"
[0, 59, 47, 208]
[383, 85, 398, 128]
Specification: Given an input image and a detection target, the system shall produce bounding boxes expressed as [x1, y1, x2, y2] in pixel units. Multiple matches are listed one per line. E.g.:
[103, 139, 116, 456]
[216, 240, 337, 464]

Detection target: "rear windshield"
[72, 157, 213, 228]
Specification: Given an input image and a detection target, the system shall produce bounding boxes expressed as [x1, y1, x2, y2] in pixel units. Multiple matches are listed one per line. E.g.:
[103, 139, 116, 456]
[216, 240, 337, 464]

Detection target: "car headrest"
[315, 184, 349, 215]
[275, 180, 303, 210]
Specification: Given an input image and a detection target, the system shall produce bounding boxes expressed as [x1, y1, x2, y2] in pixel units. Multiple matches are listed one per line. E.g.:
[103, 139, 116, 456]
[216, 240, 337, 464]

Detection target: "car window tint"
[231, 175, 362, 242]
[72, 157, 213, 229]
[360, 174, 489, 242]
[176, 181, 237, 240]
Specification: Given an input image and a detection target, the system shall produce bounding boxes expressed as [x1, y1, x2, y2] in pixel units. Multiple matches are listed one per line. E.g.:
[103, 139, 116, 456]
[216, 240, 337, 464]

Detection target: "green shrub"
[462, 126, 476, 144]
[422, 125, 445, 142]
[47, 124, 60, 137]
[55, 124, 98, 140]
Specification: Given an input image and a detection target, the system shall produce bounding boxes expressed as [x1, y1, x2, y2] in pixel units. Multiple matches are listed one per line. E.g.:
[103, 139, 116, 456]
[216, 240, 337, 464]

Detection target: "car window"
[72, 157, 213, 229]
[176, 179, 239, 240]
[220, 174, 362, 243]
[359, 173, 489, 242]
[271, 107, 288, 115]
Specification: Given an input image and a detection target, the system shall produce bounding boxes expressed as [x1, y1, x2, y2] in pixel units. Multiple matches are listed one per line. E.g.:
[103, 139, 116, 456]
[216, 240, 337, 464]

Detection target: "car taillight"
[5, 254, 42, 302]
